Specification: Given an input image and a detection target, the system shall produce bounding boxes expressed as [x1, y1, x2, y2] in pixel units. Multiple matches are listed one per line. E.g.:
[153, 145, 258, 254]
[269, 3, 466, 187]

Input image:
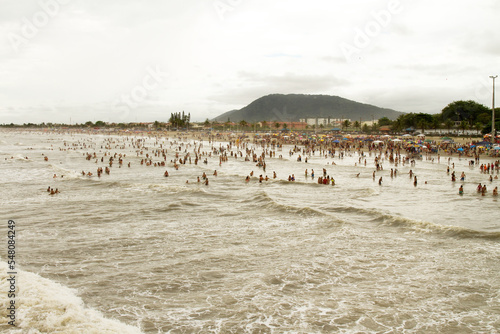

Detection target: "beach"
[1, 128, 500, 333]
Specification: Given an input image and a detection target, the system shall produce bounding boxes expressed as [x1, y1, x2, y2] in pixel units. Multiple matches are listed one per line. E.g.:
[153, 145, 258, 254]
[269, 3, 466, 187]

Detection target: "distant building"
[361, 120, 378, 127]
[299, 117, 351, 127]
[267, 121, 308, 130]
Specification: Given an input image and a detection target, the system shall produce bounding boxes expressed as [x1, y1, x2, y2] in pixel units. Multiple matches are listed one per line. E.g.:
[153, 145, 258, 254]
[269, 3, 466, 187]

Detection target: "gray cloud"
[0, 0, 499, 123]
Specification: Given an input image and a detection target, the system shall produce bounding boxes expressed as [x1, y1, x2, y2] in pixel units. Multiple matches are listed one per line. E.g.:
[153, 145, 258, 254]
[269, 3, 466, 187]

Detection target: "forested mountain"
[213, 94, 404, 122]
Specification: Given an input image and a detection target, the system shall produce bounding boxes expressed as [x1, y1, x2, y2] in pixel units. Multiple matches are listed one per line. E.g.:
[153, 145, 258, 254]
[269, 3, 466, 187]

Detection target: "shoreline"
[1, 128, 498, 160]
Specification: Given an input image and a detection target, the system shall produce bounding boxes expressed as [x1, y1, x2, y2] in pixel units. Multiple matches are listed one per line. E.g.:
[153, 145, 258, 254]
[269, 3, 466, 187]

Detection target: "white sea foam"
[0, 262, 142, 334]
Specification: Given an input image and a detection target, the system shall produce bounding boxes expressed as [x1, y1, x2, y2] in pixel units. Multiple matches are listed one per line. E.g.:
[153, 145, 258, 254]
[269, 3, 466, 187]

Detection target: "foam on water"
[0, 262, 142, 334]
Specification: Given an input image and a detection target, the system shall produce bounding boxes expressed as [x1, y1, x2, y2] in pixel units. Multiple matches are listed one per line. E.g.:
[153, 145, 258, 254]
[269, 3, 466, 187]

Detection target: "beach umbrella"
[457, 148, 464, 152]
[494, 146, 500, 150]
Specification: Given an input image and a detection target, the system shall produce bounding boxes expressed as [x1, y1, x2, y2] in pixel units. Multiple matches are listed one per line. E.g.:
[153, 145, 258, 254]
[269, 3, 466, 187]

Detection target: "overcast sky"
[1, 0, 499, 124]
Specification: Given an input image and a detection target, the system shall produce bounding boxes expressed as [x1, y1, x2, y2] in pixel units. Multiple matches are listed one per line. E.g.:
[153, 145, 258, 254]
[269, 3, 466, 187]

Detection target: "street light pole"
[490, 75, 498, 142]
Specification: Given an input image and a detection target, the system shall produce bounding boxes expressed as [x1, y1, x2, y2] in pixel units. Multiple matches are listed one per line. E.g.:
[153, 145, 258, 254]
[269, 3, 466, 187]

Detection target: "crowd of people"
[6, 130, 495, 198]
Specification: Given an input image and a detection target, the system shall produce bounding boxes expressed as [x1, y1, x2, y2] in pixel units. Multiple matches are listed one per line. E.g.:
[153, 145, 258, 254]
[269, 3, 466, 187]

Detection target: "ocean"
[1, 129, 499, 333]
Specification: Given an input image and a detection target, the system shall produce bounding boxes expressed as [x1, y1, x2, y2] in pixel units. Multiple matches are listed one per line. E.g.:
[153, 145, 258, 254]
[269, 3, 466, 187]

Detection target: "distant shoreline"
[1, 128, 497, 160]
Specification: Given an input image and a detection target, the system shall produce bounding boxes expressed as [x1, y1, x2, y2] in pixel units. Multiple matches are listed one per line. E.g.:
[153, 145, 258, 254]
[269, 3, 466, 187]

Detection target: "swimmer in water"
[459, 185, 463, 195]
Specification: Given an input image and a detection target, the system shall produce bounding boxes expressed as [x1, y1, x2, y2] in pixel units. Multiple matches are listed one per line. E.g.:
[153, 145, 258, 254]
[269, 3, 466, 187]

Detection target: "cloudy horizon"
[1, 0, 499, 124]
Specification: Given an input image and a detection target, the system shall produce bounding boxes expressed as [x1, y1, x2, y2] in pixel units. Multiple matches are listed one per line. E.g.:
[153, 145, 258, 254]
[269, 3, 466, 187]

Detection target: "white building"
[299, 117, 351, 127]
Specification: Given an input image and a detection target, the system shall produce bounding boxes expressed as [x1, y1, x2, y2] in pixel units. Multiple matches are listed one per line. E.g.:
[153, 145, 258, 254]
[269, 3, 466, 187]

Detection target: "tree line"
[1, 100, 496, 134]
[378, 100, 497, 135]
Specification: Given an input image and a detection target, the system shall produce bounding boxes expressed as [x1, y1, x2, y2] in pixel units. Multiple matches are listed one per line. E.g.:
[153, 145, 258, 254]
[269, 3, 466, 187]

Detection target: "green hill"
[213, 94, 404, 122]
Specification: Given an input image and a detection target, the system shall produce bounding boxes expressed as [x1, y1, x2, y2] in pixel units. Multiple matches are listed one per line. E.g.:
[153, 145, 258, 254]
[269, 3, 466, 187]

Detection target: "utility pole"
[490, 75, 498, 142]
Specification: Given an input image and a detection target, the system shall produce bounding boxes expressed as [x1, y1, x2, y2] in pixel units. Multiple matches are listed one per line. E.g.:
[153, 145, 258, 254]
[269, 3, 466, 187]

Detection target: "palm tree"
[459, 120, 469, 135]
[445, 119, 454, 134]
[391, 119, 403, 133]
[261, 121, 267, 130]
[417, 120, 427, 135]
[353, 120, 360, 132]
[239, 120, 248, 129]
[342, 119, 351, 131]
[475, 122, 483, 135]
[431, 116, 441, 134]
[274, 122, 280, 130]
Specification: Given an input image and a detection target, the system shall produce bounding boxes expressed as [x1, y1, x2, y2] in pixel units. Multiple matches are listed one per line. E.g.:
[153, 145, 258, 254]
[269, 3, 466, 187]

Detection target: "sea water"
[0, 129, 499, 333]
